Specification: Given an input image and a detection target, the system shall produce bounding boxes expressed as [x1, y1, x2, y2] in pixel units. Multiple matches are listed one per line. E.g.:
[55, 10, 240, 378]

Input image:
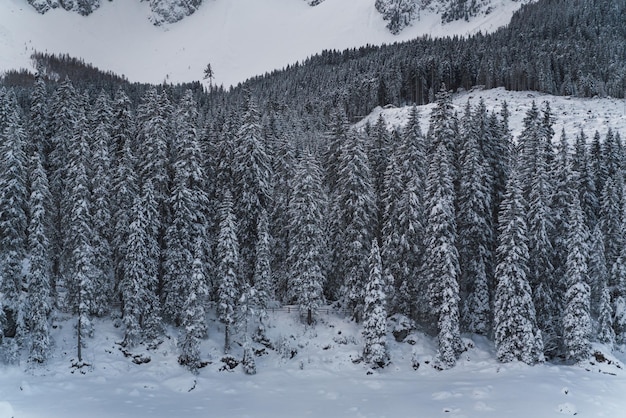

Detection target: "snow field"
[0, 0, 526, 88]
[358, 87, 626, 141]
[1, 307, 626, 417]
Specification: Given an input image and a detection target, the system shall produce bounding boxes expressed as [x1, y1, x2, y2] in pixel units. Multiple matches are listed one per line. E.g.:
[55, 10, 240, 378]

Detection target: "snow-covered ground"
[1, 308, 625, 418]
[0, 0, 525, 88]
[358, 87, 626, 140]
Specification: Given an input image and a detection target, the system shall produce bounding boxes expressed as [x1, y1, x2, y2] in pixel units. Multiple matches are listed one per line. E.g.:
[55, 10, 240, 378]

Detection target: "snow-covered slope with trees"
[0, 0, 527, 87]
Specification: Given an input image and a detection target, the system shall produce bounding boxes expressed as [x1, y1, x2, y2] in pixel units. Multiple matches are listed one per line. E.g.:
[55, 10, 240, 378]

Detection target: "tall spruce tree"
[232, 95, 272, 287]
[362, 239, 389, 368]
[25, 151, 52, 363]
[494, 164, 544, 364]
[0, 90, 28, 344]
[335, 130, 376, 322]
[217, 191, 241, 354]
[423, 86, 462, 366]
[177, 243, 209, 373]
[287, 152, 327, 325]
[562, 193, 592, 362]
[457, 101, 492, 335]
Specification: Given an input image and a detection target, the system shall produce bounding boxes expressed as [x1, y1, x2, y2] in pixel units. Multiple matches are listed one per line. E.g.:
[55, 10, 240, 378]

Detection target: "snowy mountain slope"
[0, 309, 625, 418]
[358, 87, 626, 141]
[0, 0, 526, 88]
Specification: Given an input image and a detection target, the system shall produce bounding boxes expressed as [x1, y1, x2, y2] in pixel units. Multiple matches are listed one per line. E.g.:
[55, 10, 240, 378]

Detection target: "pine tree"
[424, 142, 462, 368]
[233, 95, 272, 287]
[0, 89, 28, 344]
[110, 88, 137, 297]
[526, 125, 558, 357]
[287, 152, 327, 325]
[335, 130, 376, 322]
[589, 225, 608, 319]
[457, 102, 492, 335]
[368, 114, 390, 239]
[217, 191, 241, 354]
[562, 193, 592, 362]
[66, 108, 97, 362]
[252, 207, 273, 322]
[382, 106, 425, 317]
[48, 78, 78, 297]
[597, 281, 615, 347]
[422, 86, 463, 365]
[162, 91, 208, 324]
[25, 151, 52, 363]
[177, 243, 209, 373]
[362, 239, 389, 368]
[90, 119, 113, 316]
[494, 164, 544, 365]
[121, 183, 162, 347]
[610, 244, 626, 343]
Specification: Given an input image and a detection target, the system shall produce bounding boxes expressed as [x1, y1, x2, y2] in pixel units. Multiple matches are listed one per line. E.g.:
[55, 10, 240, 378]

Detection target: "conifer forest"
[1, 0, 626, 375]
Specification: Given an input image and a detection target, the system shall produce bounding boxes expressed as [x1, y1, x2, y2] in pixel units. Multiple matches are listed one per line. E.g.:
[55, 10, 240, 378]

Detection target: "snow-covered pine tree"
[368, 114, 391, 239]
[597, 268, 616, 347]
[562, 192, 592, 362]
[162, 91, 208, 325]
[362, 239, 389, 368]
[423, 86, 462, 367]
[28, 74, 50, 158]
[382, 105, 425, 318]
[589, 225, 608, 319]
[110, 89, 137, 297]
[66, 107, 97, 363]
[177, 243, 209, 373]
[335, 130, 376, 322]
[90, 118, 113, 316]
[232, 95, 272, 287]
[572, 130, 598, 228]
[268, 123, 295, 303]
[25, 151, 52, 363]
[457, 101, 492, 335]
[0, 89, 28, 345]
[610, 244, 626, 344]
[136, 88, 170, 266]
[287, 152, 327, 325]
[252, 207, 273, 322]
[424, 140, 463, 368]
[526, 123, 558, 357]
[48, 78, 78, 296]
[381, 145, 405, 314]
[120, 182, 162, 347]
[600, 176, 623, 272]
[217, 191, 241, 354]
[494, 163, 544, 365]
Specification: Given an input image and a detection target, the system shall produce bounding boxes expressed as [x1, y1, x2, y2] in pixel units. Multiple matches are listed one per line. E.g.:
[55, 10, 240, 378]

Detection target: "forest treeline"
[0, 74, 625, 373]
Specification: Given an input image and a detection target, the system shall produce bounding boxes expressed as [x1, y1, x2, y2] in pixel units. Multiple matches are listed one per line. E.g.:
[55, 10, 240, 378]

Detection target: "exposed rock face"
[27, 0, 204, 25]
[149, 0, 204, 26]
[28, 0, 100, 15]
[26, 0, 525, 31]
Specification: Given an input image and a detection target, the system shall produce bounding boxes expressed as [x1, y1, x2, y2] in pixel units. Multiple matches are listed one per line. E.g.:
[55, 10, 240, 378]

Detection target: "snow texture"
[0, 0, 527, 88]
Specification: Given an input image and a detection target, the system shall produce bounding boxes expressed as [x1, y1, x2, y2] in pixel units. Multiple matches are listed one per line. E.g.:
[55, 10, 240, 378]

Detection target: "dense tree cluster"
[0, 75, 624, 373]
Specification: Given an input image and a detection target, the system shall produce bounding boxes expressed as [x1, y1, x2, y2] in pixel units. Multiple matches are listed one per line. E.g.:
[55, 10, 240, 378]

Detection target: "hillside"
[0, 0, 526, 87]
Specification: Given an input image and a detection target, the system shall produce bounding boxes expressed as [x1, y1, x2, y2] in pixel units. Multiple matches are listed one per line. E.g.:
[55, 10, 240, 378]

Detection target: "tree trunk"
[307, 308, 312, 325]
[224, 324, 230, 354]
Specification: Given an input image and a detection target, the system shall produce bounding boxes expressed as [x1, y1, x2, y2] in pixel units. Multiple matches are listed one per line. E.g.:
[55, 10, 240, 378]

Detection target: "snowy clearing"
[1, 308, 625, 418]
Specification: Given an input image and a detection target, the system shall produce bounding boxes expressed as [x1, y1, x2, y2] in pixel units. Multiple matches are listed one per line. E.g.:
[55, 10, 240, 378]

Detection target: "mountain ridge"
[25, 0, 527, 29]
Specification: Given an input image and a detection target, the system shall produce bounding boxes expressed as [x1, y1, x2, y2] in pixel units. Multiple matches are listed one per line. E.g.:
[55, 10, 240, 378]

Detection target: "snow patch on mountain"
[357, 87, 626, 141]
